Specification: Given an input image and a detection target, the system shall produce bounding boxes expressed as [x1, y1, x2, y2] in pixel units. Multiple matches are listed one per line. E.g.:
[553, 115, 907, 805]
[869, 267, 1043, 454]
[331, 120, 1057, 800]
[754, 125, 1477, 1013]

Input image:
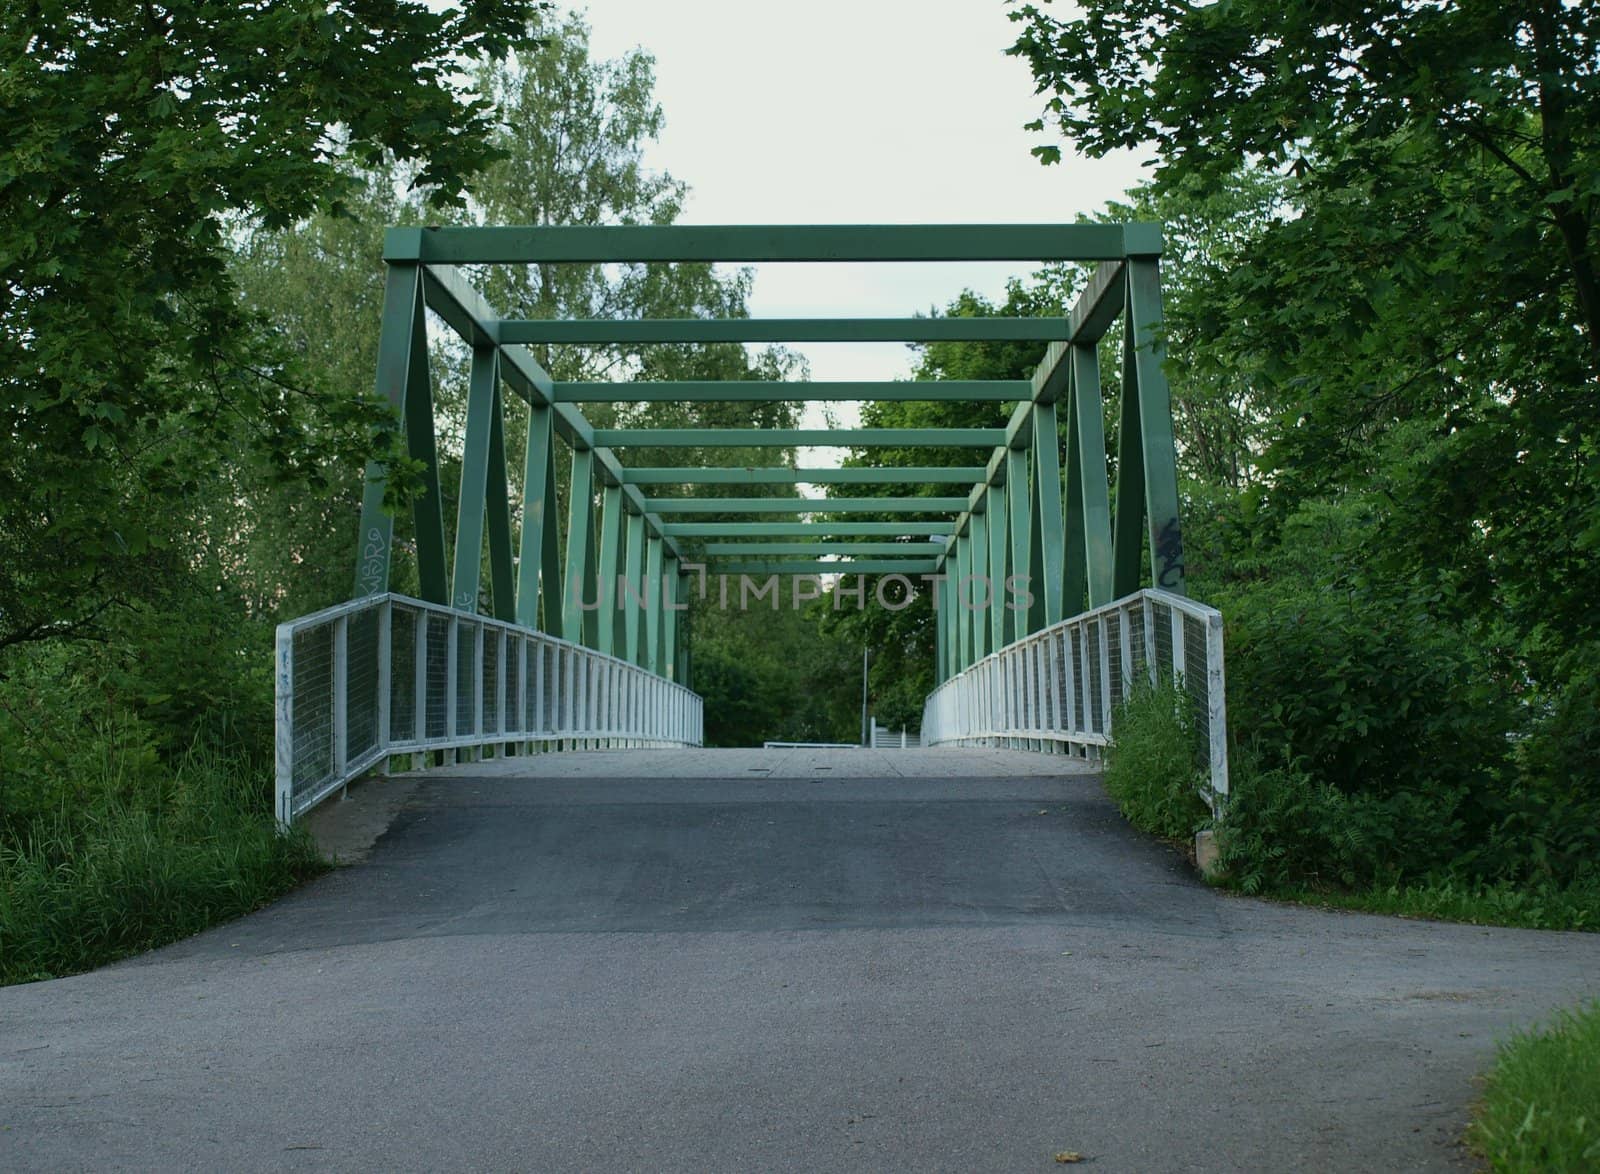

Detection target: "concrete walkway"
[3, 749, 1598, 1171]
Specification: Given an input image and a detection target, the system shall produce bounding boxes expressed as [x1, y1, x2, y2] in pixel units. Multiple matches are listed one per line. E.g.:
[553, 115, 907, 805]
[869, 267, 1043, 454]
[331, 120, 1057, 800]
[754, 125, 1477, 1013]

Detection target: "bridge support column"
[516, 402, 560, 631]
[595, 482, 624, 656]
[352, 264, 449, 603]
[562, 448, 595, 645]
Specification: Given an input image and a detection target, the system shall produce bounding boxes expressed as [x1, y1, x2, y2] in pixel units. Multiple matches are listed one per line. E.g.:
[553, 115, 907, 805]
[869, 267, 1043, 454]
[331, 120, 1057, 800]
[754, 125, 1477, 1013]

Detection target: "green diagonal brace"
[562, 448, 595, 644]
[1071, 342, 1115, 608]
[596, 483, 624, 656]
[1031, 402, 1065, 627]
[623, 511, 646, 664]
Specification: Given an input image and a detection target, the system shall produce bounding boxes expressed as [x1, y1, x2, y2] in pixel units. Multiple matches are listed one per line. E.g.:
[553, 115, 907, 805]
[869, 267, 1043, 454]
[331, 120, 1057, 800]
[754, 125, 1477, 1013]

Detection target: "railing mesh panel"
[455, 622, 476, 737]
[505, 638, 522, 736]
[425, 615, 450, 740]
[291, 625, 334, 798]
[482, 629, 500, 735]
[390, 606, 418, 742]
[346, 608, 381, 765]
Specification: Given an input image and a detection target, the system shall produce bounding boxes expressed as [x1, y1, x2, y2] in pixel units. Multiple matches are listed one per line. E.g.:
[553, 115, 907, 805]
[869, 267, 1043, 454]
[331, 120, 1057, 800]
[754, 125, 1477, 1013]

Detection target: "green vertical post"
[1071, 343, 1116, 608]
[662, 558, 680, 681]
[562, 448, 595, 644]
[970, 508, 989, 663]
[1126, 257, 1186, 594]
[1111, 292, 1147, 599]
[516, 403, 559, 630]
[1031, 402, 1064, 628]
[622, 511, 646, 664]
[943, 549, 960, 678]
[451, 345, 498, 613]
[934, 588, 946, 683]
[644, 534, 664, 674]
[595, 483, 623, 656]
[353, 264, 421, 598]
[953, 534, 970, 674]
[484, 377, 516, 622]
[352, 265, 448, 603]
[986, 481, 1008, 652]
[1007, 446, 1031, 638]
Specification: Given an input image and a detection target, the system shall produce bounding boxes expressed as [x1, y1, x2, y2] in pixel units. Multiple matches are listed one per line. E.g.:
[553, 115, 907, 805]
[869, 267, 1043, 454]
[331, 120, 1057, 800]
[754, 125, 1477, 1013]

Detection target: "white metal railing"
[869, 720, 921, 749]
[274, 592, 703, 825]
[922, 588, 1228, 807]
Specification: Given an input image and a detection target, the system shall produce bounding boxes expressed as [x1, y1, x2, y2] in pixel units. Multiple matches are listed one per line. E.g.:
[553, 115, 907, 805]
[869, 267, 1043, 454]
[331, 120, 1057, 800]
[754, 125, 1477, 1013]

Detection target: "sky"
[572, 0, 1151, 451]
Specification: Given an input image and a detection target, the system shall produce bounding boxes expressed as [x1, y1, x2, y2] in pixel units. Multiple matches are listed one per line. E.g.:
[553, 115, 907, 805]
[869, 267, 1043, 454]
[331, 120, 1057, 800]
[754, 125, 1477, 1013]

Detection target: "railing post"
[413, 608, 427, 769]
[376, 600, 392, 764]
[1206, 610, 1230, 806]
[274, 625, 294, 828]
[445, 616, 458, 761]
[332, 614, 349, 785]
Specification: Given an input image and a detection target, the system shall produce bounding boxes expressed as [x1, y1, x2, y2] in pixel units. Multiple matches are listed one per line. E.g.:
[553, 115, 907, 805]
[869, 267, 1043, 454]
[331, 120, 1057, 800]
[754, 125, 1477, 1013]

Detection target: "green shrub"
[1103, 679, 1210, 839]
[0, 749, 324, 984]
[1469, 1001, 1600, 1171]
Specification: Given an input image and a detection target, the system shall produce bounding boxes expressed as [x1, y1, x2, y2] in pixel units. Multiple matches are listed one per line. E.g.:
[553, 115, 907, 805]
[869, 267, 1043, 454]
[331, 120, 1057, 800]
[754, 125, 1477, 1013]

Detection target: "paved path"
[4, 749, 1598, 1172]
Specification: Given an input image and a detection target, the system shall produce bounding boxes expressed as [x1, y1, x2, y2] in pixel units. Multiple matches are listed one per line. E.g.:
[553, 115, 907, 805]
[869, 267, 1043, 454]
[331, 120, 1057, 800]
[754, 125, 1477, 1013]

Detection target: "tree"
[1008, 0, 1600, 370]
[0, 0, 539, 654]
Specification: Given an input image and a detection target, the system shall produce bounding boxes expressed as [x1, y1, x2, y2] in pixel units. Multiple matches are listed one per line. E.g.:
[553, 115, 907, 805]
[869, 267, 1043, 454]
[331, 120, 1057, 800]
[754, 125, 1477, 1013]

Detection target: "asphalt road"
[4, 749, 1598, 1172]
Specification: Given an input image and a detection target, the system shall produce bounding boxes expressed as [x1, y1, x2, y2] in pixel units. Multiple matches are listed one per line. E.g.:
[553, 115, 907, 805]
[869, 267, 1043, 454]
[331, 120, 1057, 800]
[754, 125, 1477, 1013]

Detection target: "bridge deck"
[4, 751, 1599, 1171]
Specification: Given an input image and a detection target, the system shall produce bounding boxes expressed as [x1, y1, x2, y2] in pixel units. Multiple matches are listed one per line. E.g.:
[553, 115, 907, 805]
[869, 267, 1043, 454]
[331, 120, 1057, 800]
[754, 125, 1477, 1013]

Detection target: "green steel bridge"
[275, 223, 1228, 825]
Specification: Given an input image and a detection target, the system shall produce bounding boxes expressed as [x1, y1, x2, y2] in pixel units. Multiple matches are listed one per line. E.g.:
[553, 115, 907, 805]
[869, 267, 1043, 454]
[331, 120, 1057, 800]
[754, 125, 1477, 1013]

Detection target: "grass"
[1230, 876, 1600, 933]
[0, 750, 325, 985]
[1469, 1001, 1600, 1171]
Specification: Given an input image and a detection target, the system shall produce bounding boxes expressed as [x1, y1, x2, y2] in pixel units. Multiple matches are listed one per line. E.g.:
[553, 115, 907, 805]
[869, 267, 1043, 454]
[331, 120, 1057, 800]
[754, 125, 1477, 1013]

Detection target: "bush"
[1103, 679, 1210, 839]
[1469, 1001, 1600, 1171]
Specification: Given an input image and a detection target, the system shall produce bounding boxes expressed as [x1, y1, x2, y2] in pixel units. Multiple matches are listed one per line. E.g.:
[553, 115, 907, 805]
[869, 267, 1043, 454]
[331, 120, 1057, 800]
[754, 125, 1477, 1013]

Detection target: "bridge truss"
[275, 223, 1229, 825]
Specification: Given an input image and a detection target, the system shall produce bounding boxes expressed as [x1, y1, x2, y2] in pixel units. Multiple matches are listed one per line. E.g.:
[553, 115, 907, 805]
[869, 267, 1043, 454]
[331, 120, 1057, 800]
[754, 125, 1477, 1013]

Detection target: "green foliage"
[1469, 1001, 1600, 1171]
[0, 748, 324, 985]
[1282, 878, 1600, 934]
[1102, 680, 1209, 840]
[1, 0, 541, 653]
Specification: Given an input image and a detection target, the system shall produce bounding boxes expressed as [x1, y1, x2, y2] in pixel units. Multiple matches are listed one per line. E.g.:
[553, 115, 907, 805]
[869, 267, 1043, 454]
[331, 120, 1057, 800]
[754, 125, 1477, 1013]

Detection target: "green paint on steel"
[503, 320, 1070, 345]
[595, 483, 624, 656]
[353, 264, 422, 599]
[556, 380, 1029, 402]
[1031, 401, 1064, 628]
[515, 402, 559, 630]
[1071, 342, 1115, 608]
[986, 480, 1008, 651]
[642, 497, 969, 514]
[594, 429, 1006, 448]
[644, 534, 663, 675]
[1006, 446, 1030, 641]
[711, 561, 940, 575]
[451, 346, 497, 614]
[662, 521, 955, 537]
[386, 223, 1141, 264]
[1127, 258, 1186, 595]
[622, 511, 646, 664]
[623, 466, 988, 485]
[1111, 296, 1146, 600]
[562, 448, 595, 644]
[700, 542, 945, 556]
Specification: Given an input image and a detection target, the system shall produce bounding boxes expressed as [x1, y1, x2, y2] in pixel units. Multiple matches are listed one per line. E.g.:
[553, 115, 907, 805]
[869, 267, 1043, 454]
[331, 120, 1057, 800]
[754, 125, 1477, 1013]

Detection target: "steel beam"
[622, 466, 987, 485]
[387, 223, 1138, 264]
[1127, 258, 1186, 594]
[502, 319, 1070, 345]
[594, 429, 1006, 448]
[562, 449, 595, 644]
[699, 542, 945, 556]
[662, 522, 955, 537]
[556, 380, 1028, 402]
[642, 497, 968, 513]
[711, 561, 940, 575]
